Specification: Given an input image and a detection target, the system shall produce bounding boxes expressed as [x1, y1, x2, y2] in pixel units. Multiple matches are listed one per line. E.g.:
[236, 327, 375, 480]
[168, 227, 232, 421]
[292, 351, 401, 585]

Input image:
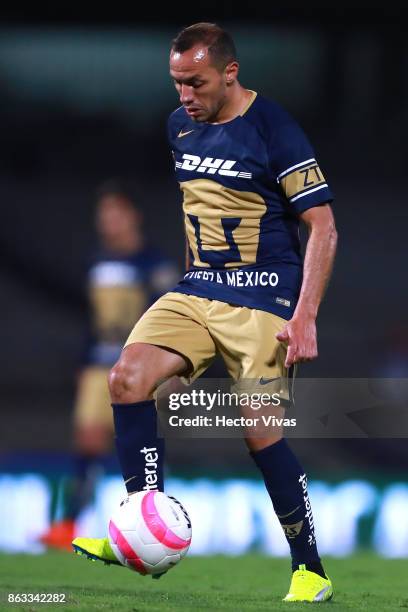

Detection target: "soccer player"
[72, 24, 338, 603]
[41, 183, 178, 550]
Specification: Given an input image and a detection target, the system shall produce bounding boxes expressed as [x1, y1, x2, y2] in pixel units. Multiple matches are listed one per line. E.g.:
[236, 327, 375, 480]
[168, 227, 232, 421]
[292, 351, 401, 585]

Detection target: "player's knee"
[108, 363, 127, 401]
[108, 359, 154, 403]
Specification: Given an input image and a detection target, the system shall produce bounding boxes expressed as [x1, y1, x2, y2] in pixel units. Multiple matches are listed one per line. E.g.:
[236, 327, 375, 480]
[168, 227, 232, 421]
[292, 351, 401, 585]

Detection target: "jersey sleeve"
[270, 120, 334, 214]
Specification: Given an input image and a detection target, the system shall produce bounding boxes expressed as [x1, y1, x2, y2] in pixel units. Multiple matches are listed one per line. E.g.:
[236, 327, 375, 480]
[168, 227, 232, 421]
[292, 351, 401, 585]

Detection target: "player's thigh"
[210, 304, 288, 382]
[124, 292, 217, 383]
[73, 366, 113, 431]
[209, 304, 292, 450]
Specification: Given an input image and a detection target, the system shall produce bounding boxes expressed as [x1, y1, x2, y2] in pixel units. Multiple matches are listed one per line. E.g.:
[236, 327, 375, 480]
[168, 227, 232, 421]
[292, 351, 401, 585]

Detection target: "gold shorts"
[125, 292, 293, 398]
[73, 366, 113, 429]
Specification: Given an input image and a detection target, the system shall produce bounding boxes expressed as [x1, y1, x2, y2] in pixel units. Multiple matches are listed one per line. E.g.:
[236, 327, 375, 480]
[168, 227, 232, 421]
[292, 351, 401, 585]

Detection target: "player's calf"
[108, 343, 187, 495]
[251, 438, 327, 578]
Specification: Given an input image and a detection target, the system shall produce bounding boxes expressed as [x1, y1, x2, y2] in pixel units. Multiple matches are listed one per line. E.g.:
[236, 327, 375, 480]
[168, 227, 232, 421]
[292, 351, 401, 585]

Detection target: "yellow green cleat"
[283, 565, 333, 603]
[72, 537, 121, 566]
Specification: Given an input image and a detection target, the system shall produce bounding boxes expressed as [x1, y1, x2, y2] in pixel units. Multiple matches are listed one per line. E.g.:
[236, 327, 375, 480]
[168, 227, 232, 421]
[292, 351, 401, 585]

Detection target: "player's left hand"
[276, 316, 318, 368]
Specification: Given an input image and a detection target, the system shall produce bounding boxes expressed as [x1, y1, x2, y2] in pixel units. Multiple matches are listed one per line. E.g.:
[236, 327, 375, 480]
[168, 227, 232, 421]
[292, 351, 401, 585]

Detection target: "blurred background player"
[40, 182, 178, 550]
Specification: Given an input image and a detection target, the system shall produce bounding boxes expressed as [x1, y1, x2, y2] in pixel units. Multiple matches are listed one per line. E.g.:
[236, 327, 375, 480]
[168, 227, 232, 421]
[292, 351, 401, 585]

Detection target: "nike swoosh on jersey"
[178, 129, 194, 138]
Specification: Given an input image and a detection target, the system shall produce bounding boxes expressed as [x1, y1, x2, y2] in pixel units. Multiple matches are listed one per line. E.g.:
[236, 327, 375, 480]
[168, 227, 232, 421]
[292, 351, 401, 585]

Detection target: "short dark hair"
[95, 179, 137, 209]
[171, 22, 237, 71]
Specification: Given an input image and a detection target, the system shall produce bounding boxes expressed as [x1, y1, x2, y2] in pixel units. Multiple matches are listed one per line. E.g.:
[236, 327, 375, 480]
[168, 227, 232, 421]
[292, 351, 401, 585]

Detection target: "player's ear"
[224, 61, 239, 85]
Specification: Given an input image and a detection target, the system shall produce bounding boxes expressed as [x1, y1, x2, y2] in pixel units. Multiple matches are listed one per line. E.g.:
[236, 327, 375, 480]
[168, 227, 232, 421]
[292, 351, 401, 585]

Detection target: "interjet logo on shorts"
[176, 154, 252, 178]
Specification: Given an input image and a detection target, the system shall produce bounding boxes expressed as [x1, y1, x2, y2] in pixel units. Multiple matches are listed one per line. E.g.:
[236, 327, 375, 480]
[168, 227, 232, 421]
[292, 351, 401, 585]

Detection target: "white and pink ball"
[108, 491, 192, 576]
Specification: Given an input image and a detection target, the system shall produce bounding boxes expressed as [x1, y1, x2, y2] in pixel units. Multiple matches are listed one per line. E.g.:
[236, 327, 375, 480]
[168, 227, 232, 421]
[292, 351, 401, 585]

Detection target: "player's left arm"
[276, 204, 338, 367]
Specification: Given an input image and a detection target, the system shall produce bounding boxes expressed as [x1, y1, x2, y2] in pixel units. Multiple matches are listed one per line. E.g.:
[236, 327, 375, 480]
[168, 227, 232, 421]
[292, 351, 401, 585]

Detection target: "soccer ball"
[108, 490, 192, 576]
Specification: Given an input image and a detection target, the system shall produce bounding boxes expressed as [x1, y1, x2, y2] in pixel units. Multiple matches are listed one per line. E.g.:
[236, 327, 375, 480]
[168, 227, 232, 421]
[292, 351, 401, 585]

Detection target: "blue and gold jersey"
[168, 92, 333, 319]
[86, 248, 178, 366]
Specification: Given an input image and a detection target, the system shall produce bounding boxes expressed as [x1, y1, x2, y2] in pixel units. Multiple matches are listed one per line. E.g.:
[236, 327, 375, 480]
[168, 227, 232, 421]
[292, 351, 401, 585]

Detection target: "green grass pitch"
[0, 552, 406, 611]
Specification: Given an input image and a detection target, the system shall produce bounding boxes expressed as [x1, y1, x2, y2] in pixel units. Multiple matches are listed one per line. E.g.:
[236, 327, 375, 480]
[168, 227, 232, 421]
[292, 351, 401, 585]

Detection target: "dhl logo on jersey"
[176, 154, 252, 179]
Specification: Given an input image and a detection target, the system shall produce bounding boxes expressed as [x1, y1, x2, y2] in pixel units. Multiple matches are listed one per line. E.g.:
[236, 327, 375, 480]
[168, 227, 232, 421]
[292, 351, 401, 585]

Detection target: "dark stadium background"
[0, 4, 407, 482]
